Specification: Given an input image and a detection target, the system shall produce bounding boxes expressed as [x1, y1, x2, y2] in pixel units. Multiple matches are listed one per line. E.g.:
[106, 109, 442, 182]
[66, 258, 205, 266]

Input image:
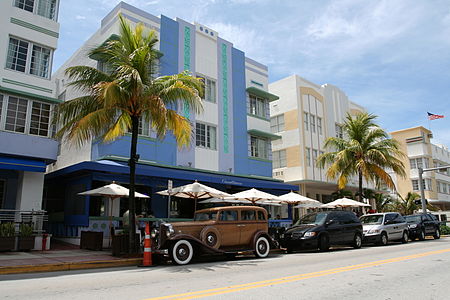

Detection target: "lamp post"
[418, 165, 450, 213]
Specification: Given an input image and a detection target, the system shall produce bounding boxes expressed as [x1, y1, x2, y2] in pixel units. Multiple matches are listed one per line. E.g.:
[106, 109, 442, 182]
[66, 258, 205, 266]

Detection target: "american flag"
[428, 112, 444, 120]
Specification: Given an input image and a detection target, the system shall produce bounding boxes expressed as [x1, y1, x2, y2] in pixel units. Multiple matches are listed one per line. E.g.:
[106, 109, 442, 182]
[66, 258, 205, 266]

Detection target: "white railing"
[0, 209, 48, 234]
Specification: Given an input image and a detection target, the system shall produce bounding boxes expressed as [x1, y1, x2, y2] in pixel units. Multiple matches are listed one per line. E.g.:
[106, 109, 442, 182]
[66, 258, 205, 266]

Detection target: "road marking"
[144, 248, 450, 300]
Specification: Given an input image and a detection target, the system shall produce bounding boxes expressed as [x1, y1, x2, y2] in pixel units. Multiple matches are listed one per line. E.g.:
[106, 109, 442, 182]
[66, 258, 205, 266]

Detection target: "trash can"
[80, 231, 103, 251]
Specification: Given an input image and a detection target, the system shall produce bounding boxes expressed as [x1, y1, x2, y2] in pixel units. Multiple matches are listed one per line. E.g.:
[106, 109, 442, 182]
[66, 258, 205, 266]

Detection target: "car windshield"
[194, 212, 218, 221]
[360, 215, 384, 225]
[294, 212, 327, 226]
[405, 215, 422, 223]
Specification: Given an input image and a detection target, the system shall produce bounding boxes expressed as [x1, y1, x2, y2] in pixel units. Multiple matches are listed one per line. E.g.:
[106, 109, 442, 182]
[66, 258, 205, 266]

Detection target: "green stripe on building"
[2, 78, 53, 94]
[0, 85, 60, 104]
[183, 26, 191, 120]
[10, 18, 59, 38]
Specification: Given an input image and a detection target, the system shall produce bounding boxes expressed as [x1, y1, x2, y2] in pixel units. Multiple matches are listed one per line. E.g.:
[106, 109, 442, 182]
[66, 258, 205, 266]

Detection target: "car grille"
[292, 232, 303, 239]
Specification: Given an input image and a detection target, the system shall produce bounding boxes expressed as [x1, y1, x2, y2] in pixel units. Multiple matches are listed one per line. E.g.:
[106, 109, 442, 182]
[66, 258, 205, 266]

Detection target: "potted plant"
[0, 223, 16, 251]
[18, 223, 35, 251]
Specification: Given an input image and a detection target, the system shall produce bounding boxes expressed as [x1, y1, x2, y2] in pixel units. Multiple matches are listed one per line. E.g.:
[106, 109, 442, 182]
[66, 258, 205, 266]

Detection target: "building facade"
[269, 75, 371, 206]
[390, 126, 450, 210]
[0, 0, 60, 211]
[45, 2, 295, 241]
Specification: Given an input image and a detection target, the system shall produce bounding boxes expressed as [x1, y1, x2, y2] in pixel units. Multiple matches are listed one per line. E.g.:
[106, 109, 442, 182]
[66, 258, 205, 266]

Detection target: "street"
[2, 238, 449, 300]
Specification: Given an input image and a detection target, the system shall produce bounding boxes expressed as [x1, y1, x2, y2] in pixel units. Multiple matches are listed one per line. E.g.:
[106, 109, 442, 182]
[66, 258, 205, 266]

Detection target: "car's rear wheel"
[254, 236, 270, 258]
[434, 228, 441, 239]
[319, 235, 329, 252]
[401, 231, 409, 244]
[419, 229, 426, 241]
[171, 239, 194, 265]
[378, 232, 388, 246]
[353, 233, 362, 249]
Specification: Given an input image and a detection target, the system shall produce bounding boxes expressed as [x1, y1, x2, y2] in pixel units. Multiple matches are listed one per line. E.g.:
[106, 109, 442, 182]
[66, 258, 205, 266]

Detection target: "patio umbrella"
[278, 191, 322, 206]
[223, 188, 283, 205]
[198, 198, 282, 206]
[79, 182, 149, 246]
[156, 180, 231, 213]
[320, 197, 371, 208]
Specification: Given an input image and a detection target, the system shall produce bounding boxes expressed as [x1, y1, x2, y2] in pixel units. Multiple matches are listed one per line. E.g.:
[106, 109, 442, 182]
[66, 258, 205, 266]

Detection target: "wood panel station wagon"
[151, 206, 273, 265]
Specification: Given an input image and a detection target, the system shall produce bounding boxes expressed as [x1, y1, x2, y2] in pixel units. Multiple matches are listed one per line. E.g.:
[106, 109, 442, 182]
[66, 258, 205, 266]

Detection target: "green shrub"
[440, 225, 450, 235]
[0, 223, 16, 237]
[19, 224, 34, 237]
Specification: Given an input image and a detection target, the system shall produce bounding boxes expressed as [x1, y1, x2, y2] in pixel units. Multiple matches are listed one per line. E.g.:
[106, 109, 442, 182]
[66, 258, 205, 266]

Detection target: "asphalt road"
[2, 238, 450, 300]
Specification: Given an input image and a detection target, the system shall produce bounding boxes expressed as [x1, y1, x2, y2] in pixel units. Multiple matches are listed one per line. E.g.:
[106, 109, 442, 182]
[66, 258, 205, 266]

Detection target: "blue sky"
[54, 0, 450, 145]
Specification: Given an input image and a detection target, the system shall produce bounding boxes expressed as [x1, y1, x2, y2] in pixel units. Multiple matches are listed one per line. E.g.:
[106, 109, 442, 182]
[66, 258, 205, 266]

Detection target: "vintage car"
[151, 206, 273, 265]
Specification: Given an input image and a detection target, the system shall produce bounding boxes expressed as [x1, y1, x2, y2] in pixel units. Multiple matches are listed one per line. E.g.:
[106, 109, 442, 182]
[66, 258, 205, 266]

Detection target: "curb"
[0, 258, 142, 275]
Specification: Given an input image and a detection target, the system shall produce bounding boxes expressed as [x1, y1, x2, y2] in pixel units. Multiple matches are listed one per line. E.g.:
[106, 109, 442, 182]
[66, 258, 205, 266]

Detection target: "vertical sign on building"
[183, 26, 191, 120]
[222, 43, 229, 153]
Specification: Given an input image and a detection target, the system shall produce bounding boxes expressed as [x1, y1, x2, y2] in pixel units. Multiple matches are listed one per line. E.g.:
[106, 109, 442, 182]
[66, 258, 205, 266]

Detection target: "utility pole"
[418, 165, 450, 214]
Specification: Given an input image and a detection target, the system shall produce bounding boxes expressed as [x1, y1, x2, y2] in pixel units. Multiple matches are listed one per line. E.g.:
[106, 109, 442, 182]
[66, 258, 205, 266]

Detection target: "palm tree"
[317, 113, 406, 202]
[396, 192, 420, 215]
[373, 193, 393, 212]
[330, 189, 354, 201]
[54, 16, 203, 253]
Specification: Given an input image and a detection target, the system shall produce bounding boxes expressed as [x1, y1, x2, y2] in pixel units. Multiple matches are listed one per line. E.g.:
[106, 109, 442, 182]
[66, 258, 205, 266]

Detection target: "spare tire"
[200, 226, 221, 249]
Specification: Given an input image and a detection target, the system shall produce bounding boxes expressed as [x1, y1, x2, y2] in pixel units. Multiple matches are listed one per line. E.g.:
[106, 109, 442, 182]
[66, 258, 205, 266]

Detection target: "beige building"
[390, 126, 450, 210]
[269, 75, 370, 205]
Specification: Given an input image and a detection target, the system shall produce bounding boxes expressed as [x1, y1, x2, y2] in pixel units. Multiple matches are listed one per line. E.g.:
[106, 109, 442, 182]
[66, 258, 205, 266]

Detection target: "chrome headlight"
[165, 224, 175, 237]
[303, 231, 317, 237]
[368, 229, 381, 234]
[408, 224, 418, 229]
[151, 228, 158, 238]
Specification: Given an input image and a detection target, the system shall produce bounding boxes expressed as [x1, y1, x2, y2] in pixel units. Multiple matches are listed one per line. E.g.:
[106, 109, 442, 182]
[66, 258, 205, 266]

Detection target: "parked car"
[151, 206, 273, 265]
[279, 211, 363, 252]
[405, 213, 441, 241]
[360, 213, 409, 245]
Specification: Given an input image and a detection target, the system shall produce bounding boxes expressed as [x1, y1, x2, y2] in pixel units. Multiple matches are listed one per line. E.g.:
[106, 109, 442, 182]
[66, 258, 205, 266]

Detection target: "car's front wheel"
[254, 236, 270, 258]
[434, 228, 441, 239]
[378, 232, 388, 246]
[419, 229, 426, 241]
[171, 239, 194, 265]
[319, 235, 330, 251]
[353, 233, 362, 249]
[401, 231, 409, 244]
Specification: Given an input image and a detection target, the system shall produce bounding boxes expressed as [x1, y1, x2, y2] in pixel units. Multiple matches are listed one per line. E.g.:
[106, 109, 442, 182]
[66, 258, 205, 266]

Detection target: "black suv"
[280, 211, 363, 252]
[405, 213, 441, 241]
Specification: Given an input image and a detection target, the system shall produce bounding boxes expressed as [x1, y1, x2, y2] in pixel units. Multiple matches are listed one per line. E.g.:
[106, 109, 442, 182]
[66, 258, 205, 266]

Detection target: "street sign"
[414, 199, 428, 205]
[168, 180, 173, 192]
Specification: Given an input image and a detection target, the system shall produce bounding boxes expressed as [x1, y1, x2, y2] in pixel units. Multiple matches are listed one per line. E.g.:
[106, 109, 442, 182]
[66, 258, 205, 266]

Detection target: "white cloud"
[75, 15, 86, 20]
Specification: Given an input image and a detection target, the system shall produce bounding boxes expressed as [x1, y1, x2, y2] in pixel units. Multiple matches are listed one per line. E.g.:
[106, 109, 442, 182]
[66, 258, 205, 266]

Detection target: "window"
[270, 115, 284, 133]
[410, 158, 429, 170]
[303, 113, 309, 130]
[241, 210, 256, 221]
[196, 123, 216, 150]
[312, 149, 318, 166]
[310, 115, 316, 133]
[14, 0, 57, 20]
[412, 179, 432, 191]
[257, 211, 266, 221]
[335, 123, 343, 138]
[29, 101, 50, 136]
[0, 95, 3, 123]
[273, 150, 286, 169]
[317, 117, 322, 135]
[6, 37, 52, 78]
[250, 136, 268, 159]
[198, 76, 216, 103]
[249, 94, 267, 118]
[5, 97, 28, 133]
[305, 147, 311, 166]
[220, 210, 238, 221]
[127, 116, 154, 137]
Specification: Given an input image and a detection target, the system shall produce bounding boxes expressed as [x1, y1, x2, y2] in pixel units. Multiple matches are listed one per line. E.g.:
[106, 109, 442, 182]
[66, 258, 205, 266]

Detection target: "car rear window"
[194, 211, 218, 221]
[220, 210, 238, 221]
[257, 211, 266, 221]
[241, 210, 256, 221]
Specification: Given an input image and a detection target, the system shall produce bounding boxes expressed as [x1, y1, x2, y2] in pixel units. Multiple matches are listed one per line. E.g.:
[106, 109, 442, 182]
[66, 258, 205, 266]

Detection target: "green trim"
[250, 80, 263, 87]
[183, 26, 191, 120]
[2, 78, 53, 94]
[246, 87, 279, 101]
[10, 17, 59, 38]
[89, 216, 193, 222]
[221, 43, 229, 153]
[248, 129, 281, 140]
[0, 85, 60, 104]
[248, 157, 272, 163]
[247, 113, 270, 121]
[124, 133, 157, 142]
[96, 155, 283, 182]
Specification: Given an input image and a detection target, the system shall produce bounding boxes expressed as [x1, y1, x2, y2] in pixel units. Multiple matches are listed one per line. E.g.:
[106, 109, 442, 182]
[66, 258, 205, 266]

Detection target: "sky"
[54, 0, 450, 145]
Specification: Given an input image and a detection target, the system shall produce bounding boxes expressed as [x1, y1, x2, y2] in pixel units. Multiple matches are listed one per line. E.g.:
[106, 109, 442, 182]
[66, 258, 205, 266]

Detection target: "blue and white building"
[0, 0, 60, 212]
[46, 2, 295, 240]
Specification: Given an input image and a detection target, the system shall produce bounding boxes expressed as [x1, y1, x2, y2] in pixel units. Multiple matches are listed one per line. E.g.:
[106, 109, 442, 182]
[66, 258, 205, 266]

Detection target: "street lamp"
[418, 165, 450, 213]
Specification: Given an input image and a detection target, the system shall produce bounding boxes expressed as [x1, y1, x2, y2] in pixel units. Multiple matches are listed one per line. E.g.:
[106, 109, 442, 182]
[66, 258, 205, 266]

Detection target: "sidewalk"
[0, 242, 142, 275]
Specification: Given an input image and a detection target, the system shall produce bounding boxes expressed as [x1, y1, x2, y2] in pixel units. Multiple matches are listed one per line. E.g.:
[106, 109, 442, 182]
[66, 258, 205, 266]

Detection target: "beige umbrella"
[223, 188, 283, 205]
[278, 191, 322, 206]
[198, 198, 281, 206]
[321, 197, 371, 208]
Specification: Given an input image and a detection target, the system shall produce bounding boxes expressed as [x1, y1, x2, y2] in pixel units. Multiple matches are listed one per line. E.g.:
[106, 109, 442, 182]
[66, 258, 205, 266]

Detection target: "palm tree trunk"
[128, 115, 139, 254]
[358, 171, 363, 202]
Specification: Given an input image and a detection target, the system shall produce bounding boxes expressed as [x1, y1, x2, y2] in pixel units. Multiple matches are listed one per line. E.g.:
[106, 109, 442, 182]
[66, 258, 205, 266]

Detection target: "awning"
[246, 87, 279, 101]
[0, 156, 46, 172]
[248, 129, 281, 140]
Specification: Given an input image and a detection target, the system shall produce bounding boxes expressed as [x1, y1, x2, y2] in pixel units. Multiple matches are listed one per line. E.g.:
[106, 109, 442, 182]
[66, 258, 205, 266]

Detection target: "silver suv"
[360, 213, 409, 246]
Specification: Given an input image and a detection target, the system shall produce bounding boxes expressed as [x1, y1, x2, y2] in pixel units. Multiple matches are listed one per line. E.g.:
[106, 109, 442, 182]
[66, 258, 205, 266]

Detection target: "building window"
[312, 149, 318, 166]
[305, 147, 311, 166]
[273, 150, 286, 169]
[6, 37, 52, 78]
[0, 95, 3, 123]
[14, 0, 57, 20]
[5, 96, 28, 133]
[270, 115, 284, 133]
[304, 112, 309, 131]
[412, 179, 432, 191]
[249, 94, 267, 118]
[198, 76, 216, 103]
[317, 117, 322, 135]
[196, 123, 216, 150]
[410, 158, 429, 169]
[335, 123, 343, 138]
[29, 101, 50, 137]
[250, 136, 268, 159]
[310, 115, 316, 133]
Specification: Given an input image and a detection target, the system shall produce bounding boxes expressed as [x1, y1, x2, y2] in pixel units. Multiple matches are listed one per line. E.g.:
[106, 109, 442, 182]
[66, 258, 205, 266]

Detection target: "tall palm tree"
[54, 16, 203, 253]
[330, 189, 354, 201]
[373, 193, 393, 212]
[317, 113, 406, 201]
[396, 192, 420, 215]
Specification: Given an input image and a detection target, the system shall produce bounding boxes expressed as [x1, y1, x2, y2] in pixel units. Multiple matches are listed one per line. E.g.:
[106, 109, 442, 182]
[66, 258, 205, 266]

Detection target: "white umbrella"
[157, 180, 231, 213]
[279, 191, 322, 206]
[321, 197, 371, 208]
[198, 198, 281, 206]
[224, 188, 282, 205]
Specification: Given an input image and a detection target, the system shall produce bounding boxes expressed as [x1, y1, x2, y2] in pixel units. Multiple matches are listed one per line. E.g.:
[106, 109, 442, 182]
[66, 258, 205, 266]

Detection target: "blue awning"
[0, 156, 46, 172]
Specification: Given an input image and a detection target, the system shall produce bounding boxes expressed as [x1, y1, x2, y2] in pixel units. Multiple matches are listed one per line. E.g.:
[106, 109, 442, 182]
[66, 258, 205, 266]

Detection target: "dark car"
[405, 213, 441, 241]
[279, 211, 363, 252]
